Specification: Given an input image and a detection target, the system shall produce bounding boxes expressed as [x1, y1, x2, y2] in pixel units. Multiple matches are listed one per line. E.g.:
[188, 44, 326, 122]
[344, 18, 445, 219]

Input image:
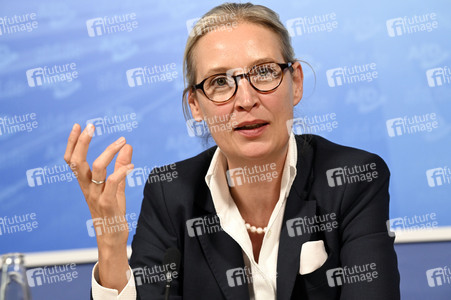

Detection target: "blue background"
[1, 0, 450, 253]
[0, 0, 450, 299]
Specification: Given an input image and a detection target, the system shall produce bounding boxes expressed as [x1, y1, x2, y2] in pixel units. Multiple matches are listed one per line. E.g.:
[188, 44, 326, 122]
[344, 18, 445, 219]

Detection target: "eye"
[257, 67, 270, 76]
[208, 75, 234, 90]
[212, 76, 228, 86]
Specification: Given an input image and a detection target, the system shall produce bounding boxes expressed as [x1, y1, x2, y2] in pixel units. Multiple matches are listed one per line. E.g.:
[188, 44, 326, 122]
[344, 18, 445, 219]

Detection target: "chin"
[236, 143, 275, 161]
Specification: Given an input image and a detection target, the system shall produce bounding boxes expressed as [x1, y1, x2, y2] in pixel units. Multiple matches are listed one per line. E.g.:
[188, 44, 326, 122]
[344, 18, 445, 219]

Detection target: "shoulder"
[146, 145, 216, 185]
[296, 134, 389, 178]
[142, 145, 217, 216]
[298, 135, 392, 226]
[171, 145, 217, 180]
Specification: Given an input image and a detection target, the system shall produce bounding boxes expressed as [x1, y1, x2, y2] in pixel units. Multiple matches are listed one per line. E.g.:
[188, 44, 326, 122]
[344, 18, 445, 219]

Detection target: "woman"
[64, 3, 400, 299]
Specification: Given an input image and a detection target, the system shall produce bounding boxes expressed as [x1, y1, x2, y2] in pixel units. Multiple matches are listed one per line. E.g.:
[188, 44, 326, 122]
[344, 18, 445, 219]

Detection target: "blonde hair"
[182, 2, 296, 120]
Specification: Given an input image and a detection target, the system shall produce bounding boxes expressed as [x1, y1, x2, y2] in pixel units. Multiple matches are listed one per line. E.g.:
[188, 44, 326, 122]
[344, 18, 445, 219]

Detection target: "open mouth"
[235, 122, 269, 130]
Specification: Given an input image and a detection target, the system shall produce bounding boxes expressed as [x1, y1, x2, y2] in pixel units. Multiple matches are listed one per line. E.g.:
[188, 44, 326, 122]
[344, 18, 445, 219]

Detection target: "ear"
[291, 61, 304, 106]
[188, 89, 203, 121]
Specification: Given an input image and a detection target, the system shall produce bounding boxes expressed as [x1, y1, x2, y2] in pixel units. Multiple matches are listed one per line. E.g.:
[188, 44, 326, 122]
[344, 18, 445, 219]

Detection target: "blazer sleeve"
[338, 155, 400, 300]
[129, 178, 182, 299]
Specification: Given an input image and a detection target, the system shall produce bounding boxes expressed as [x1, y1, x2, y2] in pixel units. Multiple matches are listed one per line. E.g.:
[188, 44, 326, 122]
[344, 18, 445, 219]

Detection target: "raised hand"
[64, 123, 134, 291]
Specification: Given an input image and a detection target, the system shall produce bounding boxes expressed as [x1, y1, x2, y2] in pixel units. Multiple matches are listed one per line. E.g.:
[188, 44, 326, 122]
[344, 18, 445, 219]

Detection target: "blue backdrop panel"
[0, 0, 450, 255]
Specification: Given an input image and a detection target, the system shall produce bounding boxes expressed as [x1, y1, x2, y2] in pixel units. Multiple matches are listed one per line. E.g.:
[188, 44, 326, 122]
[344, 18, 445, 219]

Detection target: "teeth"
[240, 123, 265, 130]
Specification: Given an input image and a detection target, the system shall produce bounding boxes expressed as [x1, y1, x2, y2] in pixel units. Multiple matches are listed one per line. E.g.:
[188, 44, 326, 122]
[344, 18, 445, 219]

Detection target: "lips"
[234, 120, 269, 131]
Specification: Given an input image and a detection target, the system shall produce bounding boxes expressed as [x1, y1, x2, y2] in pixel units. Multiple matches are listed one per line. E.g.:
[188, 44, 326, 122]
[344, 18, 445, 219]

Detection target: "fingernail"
[72, 124, 77, 131]
[115, 137, 126, 145]
[86, 124, 94, 137]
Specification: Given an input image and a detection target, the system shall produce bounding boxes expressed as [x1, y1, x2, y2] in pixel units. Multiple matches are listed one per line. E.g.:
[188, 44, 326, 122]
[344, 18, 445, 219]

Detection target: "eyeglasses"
[193, 62, 293, 103]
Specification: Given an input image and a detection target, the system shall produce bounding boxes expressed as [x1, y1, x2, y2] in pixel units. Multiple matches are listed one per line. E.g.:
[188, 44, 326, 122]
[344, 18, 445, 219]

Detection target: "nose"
[233, 75, 259, 111]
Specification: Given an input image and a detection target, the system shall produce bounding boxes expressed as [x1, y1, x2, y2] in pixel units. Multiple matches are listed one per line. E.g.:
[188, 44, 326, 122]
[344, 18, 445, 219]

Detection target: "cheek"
[200, 103, 231, 120]
[265, 88, 293, 115]
[198, 102, 235, 132]
[197, 99, 217, 117]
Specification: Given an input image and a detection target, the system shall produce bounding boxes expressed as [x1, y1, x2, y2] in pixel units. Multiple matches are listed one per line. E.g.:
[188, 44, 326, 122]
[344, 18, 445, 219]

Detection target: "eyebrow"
[201, 57, 278, 78]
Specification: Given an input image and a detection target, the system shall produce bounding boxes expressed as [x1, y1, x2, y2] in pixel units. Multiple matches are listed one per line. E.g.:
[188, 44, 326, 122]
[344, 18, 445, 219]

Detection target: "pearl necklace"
[243, 219, 267, 234]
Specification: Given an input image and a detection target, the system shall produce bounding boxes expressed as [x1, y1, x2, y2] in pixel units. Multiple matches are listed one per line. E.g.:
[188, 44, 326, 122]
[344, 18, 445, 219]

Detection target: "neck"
[226, 144, 289, 228]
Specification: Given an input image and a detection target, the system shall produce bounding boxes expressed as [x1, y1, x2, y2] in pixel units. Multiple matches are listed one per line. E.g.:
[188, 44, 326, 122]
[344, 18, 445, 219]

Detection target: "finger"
[63, 123, 81, 165]
[89, 137, 128, 200]
[115, 145, 133, 199]
[64, 124, 84, 193]
[71, 124, 95, 168]
[70, 124, 95, 192]
[114, 144, 133, 172]
[102, 164, 134, 207]
[91, 136, 128, 180]
[72, 124, 95, 163]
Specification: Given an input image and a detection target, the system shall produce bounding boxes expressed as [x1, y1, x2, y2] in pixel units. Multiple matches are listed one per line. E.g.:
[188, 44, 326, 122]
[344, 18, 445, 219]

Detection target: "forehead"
[193, 22, 284, 79]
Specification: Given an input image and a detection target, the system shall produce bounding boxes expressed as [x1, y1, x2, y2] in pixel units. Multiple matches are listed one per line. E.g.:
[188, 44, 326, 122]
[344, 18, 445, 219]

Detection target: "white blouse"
[91, 133, 298, 300]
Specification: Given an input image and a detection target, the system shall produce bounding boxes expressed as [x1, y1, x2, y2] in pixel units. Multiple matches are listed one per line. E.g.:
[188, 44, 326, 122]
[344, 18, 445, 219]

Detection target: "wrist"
[97, 246, 130, 291]
[98, 242, 128, 260]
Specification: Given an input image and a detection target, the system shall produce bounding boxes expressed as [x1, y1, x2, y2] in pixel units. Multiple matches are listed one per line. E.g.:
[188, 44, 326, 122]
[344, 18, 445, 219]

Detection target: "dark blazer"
[128, 134, 400, 300]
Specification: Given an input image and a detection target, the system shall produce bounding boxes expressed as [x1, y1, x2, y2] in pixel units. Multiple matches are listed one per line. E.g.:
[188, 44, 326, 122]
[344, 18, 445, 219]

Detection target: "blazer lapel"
[277, 135, 317, 300]
[196, 193, 250, 300]
[195, 135, 316, 300]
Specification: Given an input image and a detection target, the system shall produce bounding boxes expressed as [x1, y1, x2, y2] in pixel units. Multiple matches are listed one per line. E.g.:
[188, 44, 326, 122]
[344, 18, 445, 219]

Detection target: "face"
[188, 22, 303, 164]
